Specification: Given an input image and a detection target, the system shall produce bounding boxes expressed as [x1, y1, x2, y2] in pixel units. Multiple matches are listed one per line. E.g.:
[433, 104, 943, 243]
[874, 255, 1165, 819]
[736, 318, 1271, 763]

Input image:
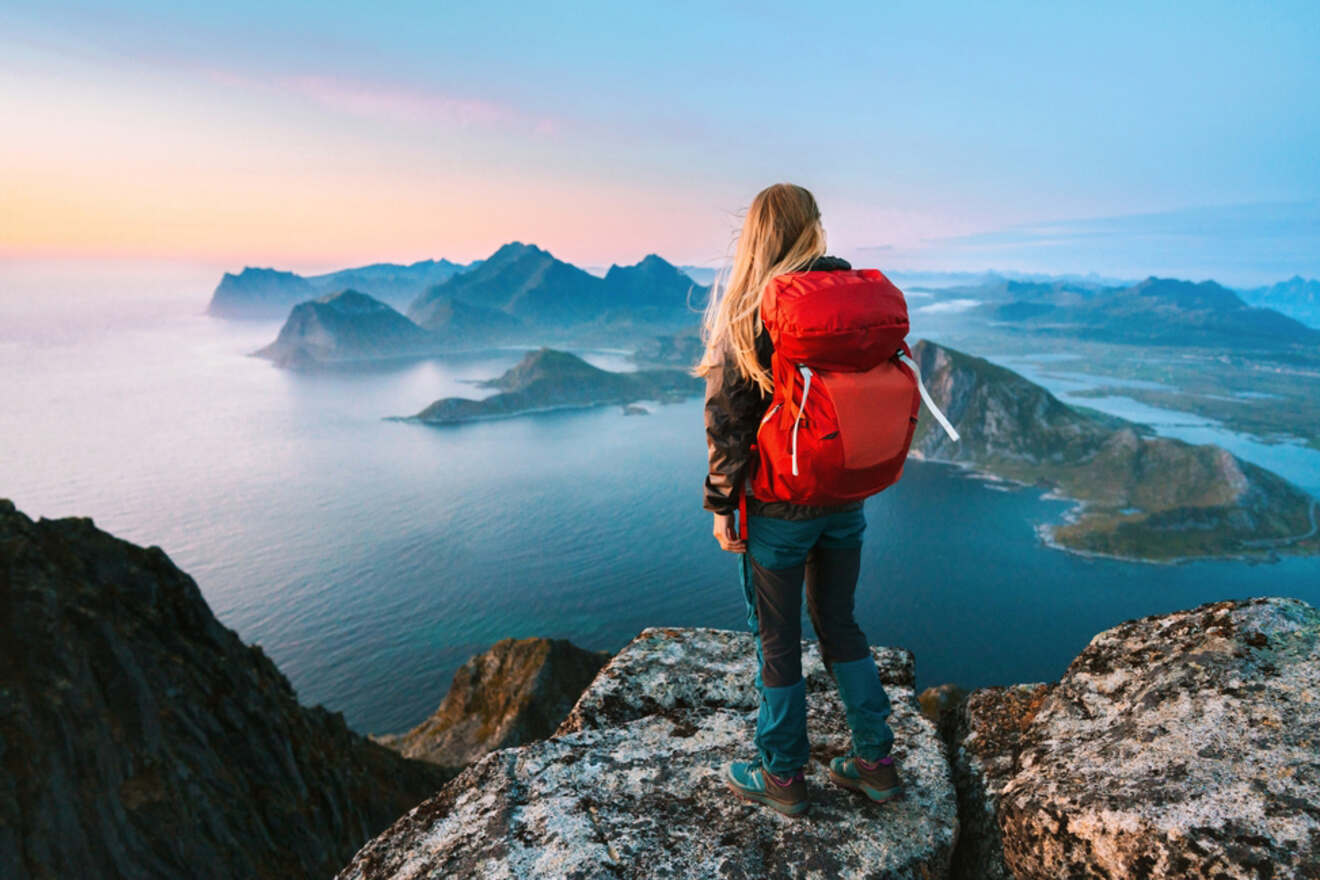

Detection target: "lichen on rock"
[339, 626, 956, 880]
[954, 597, 1320, 880]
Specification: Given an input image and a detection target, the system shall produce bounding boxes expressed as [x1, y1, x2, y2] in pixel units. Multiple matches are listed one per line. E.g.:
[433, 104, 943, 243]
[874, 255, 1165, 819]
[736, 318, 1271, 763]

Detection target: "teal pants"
[739, 509, 894, 775]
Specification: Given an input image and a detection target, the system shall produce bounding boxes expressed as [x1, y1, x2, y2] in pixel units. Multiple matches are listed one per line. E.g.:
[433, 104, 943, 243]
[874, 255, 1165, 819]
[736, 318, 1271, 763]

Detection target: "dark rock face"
[953, 598, 1320, 880]
[0, 499, 449, 880]
[947, 684, 1052, 880]
[917, 681, 969, 741]
[377, 637, 609, 773]
[340, 627, 958, 880]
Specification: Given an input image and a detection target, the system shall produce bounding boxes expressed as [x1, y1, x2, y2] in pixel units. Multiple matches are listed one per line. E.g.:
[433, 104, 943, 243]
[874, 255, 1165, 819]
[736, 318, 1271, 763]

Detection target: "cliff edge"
[338, 627, 959, 879]
[0, 499, 450, 880]
[340, 600, 1319, 880]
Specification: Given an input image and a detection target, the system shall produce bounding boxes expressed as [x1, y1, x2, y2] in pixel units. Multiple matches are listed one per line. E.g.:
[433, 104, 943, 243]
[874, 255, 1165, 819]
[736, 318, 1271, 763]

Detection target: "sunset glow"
[2, 1, 1317, 279]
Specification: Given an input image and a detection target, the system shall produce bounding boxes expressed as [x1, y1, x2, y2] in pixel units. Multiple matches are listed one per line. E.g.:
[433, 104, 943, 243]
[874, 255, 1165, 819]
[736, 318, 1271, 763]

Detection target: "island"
[252, 289, 528, 368]
[253, 290, 445, 367]
[910, 339, 1319, 561]
[250, 244, 709, 367]
[396, 348, 703, 425]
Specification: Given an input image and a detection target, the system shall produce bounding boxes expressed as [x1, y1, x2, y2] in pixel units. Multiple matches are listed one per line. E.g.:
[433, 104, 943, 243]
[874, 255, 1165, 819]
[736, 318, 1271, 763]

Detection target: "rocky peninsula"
[910, 339, 1319, 561]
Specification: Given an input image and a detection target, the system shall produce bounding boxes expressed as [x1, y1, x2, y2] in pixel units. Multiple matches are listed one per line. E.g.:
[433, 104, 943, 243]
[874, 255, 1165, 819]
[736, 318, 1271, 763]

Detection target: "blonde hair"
[694, 183, 826, 395]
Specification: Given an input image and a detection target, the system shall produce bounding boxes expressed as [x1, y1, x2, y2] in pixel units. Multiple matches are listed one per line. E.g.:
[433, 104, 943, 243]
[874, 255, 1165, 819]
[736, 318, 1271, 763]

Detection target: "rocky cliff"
[0, 499, 450, 880]
[4, 493, 1314, 879]
[377, 637, 610, 774]
[339, 600, 1319, 880]
[947, 597, 1319, 880]
[339, 627, 959, 879]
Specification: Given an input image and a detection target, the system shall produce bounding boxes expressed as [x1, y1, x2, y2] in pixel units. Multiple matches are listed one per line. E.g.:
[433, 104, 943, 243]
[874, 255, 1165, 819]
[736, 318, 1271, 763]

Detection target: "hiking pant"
[738, 508, 894, 776]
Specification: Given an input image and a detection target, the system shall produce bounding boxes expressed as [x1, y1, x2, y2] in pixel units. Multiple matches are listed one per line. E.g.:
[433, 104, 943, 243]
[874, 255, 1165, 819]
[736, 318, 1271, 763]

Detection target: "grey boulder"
[338, 626, 958, 880]
[953, 598, 1320, 880]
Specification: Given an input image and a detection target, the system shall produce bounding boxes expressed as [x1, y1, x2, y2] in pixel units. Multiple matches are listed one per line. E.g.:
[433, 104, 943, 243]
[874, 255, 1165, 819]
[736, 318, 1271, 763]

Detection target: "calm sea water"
[3, 266, 1319, 734]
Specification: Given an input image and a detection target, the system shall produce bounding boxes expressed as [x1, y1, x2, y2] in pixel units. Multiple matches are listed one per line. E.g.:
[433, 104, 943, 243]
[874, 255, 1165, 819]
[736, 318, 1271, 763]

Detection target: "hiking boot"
[828, 753, 902, 803]
[722, 760, 809, 817]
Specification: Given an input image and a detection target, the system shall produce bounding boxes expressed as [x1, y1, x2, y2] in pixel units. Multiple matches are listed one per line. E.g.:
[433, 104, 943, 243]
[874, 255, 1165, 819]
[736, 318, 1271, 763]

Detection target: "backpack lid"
[761, 269, 909, 371]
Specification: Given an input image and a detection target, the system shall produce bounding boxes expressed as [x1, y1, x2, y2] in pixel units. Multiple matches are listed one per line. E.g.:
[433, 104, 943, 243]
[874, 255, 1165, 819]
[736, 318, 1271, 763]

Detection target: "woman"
[696, 183, 900, 817]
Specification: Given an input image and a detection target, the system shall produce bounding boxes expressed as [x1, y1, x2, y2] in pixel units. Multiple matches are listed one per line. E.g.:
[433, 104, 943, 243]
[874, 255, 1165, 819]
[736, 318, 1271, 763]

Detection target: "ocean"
[3, 265, 1319, 734]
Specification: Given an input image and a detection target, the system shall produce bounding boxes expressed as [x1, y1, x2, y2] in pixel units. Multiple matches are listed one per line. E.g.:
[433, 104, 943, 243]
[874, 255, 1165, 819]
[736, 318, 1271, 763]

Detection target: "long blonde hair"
[694, 183, 827, 395]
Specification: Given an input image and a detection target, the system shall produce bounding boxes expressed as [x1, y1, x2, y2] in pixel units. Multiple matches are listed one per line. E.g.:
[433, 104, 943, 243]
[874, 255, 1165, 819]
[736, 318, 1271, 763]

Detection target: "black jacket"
[702, 255, 865, 520]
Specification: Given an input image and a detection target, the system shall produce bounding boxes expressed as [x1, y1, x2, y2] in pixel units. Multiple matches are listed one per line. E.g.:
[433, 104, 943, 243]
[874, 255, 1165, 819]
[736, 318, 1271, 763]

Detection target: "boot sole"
[828, 768, 902, 804]
[723, 779, 810, 817]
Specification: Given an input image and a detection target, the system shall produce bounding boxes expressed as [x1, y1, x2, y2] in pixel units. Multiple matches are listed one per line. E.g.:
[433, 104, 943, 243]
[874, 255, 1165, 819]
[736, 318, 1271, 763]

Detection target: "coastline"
[908, 451, 1317, 566]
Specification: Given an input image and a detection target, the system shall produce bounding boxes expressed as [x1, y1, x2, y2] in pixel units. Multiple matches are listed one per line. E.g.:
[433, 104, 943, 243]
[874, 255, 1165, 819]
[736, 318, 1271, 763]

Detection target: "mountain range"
[253, 289, 524, 368]
[207, 259, 476, 319]
[252, 245, 707, 367]
[406, 242, 704, 330]
[1237, 275, 1320, 328]
[209, 244, 707, 327]
[972, 276, 1319, 348]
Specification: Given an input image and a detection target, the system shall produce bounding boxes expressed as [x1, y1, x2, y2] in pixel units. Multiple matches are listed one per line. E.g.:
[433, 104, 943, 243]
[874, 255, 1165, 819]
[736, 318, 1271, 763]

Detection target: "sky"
[1, 1, 1318, 284]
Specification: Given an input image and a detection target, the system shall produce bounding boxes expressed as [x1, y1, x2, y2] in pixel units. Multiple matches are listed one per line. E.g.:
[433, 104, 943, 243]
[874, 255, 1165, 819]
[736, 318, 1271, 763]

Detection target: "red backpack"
[739, 269, 959, 535]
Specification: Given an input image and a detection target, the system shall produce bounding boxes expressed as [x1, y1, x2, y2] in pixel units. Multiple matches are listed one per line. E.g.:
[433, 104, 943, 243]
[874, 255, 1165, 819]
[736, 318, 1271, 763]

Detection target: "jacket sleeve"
[703, 349, 769, 515]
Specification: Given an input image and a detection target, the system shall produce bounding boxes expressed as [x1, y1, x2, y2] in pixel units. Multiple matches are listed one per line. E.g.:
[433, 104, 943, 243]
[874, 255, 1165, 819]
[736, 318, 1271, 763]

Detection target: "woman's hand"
[713, 512, 746, 553]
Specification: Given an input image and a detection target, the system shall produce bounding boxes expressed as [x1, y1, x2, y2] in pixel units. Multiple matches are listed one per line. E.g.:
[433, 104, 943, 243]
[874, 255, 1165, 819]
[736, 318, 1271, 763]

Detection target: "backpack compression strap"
[738, 478, 748, 542]
[737, 439, 756, 543]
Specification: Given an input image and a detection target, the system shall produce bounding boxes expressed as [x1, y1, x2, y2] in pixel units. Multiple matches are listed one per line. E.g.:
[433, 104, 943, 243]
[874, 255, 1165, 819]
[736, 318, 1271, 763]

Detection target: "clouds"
[857, 202, 1320, 287]
[207, 68, 557, 133]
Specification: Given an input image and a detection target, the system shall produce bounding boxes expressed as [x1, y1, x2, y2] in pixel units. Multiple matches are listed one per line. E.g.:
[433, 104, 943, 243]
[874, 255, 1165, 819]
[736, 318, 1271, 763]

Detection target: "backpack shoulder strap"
[895, 348, 960, 442]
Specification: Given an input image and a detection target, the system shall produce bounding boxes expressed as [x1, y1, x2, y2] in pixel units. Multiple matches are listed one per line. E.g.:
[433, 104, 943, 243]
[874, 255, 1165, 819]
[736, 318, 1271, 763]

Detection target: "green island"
[398, 348, 703, 425]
